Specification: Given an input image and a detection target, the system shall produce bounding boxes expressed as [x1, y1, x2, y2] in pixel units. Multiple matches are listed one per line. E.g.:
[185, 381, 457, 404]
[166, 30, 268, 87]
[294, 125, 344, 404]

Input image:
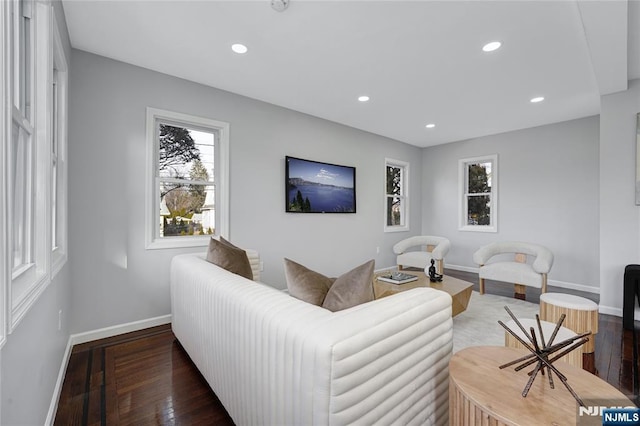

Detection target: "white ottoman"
[504, 318, 583, 368]
[539, 292, 599, 373]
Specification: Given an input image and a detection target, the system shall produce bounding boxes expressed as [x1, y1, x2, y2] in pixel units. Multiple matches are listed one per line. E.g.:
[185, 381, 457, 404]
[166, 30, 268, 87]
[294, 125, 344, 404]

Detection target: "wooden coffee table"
[449, 346, 634, 426]
[374, 271, 473, 317]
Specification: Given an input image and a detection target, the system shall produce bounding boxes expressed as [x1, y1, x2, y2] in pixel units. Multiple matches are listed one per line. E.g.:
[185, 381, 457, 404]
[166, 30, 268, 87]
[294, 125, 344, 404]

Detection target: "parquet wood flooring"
[54, 324, 233, 426]
[54, 270, 638, 425]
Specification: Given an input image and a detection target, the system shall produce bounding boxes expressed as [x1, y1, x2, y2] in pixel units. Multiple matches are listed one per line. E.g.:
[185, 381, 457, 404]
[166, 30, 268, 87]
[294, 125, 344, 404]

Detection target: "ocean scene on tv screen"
[287, 158, 355, 213]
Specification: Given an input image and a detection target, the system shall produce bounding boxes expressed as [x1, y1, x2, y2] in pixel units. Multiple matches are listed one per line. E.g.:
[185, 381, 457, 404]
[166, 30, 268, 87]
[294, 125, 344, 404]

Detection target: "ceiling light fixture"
[425, 123, 436, 129]
[271, 0, 289, 12]
[530, 96, 545, 103]
[358, 95, 370, 102]
[482, 41, 502, 52]
[231, 43, 248, 54]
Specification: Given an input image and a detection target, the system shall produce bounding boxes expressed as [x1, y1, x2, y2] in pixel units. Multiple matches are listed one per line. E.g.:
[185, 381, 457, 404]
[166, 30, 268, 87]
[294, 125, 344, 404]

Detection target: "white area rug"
[453, 291, 540, 353]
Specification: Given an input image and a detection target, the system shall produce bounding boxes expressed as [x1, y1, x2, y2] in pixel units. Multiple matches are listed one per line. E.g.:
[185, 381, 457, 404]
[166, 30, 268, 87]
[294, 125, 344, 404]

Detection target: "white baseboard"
[45, 338, 73, 426]
[445, 264, 477, 274]
[599, 305, 623, 317]
[547, 278, 599, 295]
[70, 314, 172, 346]
[45, 314, 172, 425]
[445, 264, 600, 294]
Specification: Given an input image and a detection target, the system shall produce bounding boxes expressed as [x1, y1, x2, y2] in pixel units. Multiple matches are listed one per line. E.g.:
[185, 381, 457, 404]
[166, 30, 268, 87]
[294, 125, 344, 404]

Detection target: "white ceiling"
[62, 0, 639, 148]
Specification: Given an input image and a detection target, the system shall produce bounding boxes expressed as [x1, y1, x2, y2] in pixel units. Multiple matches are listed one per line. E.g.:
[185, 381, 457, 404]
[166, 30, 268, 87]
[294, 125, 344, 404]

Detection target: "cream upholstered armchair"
[393, 236, 450, 274]
[472, 241, 553, 300]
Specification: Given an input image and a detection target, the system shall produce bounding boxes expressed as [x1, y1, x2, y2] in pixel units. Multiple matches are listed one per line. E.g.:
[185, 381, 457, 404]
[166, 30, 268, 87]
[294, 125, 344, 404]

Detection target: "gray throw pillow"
[206, 237, 253, 280]
[284, 258, 375, 312]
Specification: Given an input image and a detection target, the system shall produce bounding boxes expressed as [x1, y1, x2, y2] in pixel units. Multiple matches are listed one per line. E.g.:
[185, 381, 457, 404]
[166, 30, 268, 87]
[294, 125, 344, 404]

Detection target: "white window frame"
[0, 0, 10, 347]
[458, 154, 498, 233]
[384, 158, 409, 232]
[9, 0, 52, 329]
[145, 107, 229, 250]
[49, 13, 67, 277]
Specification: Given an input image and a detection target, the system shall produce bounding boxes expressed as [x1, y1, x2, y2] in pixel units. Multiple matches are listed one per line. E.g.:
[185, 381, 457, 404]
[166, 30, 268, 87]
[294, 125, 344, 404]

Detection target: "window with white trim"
[384, 158, 409, 232]
[10, 0, 34, 277]
[50, 12, 68, 276]
[0, 0, 9, 347]
[7, 0, 56, 328]
[459, 154, 498, 232]
[146, 108, 229, 249]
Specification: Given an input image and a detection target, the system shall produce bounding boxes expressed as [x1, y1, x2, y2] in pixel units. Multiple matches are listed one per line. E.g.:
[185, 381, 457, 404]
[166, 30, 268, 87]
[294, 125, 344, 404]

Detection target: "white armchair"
[472, 241, 553, 300]
[393, 236, 451, 274]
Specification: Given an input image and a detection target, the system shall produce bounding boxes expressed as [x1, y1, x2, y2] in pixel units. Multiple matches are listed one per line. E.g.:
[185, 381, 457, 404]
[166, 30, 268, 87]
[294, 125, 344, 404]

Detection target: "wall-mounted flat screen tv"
[285, 156, 356, 213]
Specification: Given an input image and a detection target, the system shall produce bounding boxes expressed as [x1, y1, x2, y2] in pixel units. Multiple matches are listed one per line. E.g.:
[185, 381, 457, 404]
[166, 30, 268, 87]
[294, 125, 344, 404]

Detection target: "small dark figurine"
[428, 259, 443, 282]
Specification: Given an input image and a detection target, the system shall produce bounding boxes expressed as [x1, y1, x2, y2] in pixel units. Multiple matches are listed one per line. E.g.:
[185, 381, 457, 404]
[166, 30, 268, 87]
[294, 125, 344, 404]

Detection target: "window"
[459, 154, 498, 232]
[146, 108, 229, 249]
[385, 158, 409, 232]
[7, 0, 56, 328]
[50, 12, 68, 276]
[0, 0, 8, 347]
[10, 0, 35, 277]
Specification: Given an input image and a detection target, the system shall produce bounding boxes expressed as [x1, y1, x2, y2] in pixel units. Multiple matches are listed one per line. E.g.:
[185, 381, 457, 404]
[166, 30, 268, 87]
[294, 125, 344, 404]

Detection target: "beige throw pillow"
[322, 260, 375, 312]
[284, 258, 335, 306]
[206, 237, 253, 280]
[284, 258, 375, 312]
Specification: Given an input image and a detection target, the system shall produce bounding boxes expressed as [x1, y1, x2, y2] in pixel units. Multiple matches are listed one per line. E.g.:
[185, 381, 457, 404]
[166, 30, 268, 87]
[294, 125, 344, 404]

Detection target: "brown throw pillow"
[284, 258, 335, 306]
[322, 260, 375, 312]
[284, 258, 375, 312]
[206, 237, 253, 280]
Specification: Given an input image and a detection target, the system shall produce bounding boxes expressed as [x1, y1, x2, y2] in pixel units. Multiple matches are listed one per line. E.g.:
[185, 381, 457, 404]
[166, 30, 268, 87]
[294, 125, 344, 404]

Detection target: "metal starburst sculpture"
[498, 306, 591, 407]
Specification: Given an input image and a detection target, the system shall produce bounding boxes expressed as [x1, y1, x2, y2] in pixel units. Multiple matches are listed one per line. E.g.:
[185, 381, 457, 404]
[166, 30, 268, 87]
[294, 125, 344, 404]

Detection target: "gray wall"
[68, 49, 424, 333]
[1, 267, 72, 425]
[421, 116, 600, 293]
[599, 78, 640, 316]
[0, 2, 73, 423]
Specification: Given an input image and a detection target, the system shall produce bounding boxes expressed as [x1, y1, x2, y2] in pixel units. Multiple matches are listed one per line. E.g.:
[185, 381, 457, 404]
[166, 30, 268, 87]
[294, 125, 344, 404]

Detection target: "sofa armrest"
[303, 288, 453, 425]
[473, 244, 498, 265]
[430, 239, 450, 260]
[245, 248, 261, 281]
[531, 246, 553, 274]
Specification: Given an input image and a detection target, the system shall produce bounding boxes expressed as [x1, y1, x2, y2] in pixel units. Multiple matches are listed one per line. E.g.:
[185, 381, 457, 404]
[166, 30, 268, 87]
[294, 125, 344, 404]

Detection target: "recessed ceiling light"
[482, 41, 502, 52]
[231, 43, 248, 54]
[530, 96, 545, 103]
[425, 123, 436, 129]
[358, 95, 370, 102]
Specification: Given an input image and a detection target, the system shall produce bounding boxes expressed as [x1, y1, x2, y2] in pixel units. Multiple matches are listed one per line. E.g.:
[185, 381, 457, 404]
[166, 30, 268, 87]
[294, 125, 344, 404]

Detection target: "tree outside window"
[146, 108, 229, 250]
[157, 124, 215, 238]
[385, 159, 409, 232]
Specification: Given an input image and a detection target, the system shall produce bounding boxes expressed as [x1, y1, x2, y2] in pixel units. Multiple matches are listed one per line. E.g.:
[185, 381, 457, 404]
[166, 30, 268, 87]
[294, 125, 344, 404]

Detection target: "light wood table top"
[374, 271, 473, 317]
[449, 346, 634, 426]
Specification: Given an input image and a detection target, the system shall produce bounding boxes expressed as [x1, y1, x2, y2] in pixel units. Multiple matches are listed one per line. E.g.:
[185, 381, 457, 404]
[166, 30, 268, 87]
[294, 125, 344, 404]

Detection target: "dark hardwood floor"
[54, 270, 638, 425]
[54, 324, 234, 426]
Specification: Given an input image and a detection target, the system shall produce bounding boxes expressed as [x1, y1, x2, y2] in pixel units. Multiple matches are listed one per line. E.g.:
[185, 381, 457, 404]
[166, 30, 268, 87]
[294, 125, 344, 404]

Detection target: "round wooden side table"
[449, 346, 632, 426]
[540, 292, 599, 373]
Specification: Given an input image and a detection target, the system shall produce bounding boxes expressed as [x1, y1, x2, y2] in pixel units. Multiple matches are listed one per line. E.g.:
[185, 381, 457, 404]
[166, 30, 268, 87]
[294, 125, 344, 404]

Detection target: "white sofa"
[170, 253, 453, 426]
